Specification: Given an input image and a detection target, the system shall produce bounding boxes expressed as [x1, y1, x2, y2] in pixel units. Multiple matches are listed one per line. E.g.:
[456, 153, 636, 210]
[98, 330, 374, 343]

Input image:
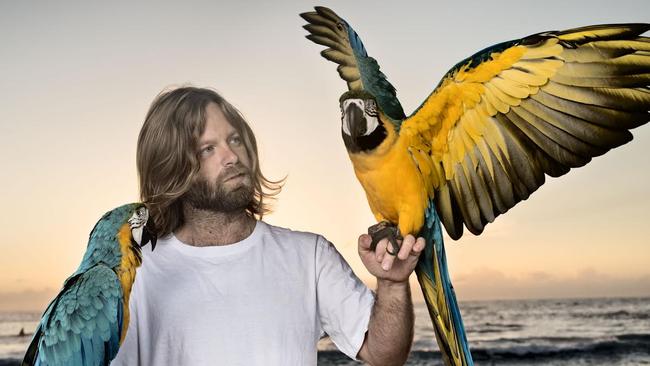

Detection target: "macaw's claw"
[368, 221, 402, 255]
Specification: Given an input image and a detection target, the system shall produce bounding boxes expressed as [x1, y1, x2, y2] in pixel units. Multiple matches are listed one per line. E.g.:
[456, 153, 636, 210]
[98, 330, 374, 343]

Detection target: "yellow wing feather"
[401, 24, 650, 239]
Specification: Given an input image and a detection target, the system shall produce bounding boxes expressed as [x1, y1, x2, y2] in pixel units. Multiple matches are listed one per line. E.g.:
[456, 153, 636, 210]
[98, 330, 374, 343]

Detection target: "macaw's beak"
[345, 102, 366, 142]
[141, 220, 158, 251]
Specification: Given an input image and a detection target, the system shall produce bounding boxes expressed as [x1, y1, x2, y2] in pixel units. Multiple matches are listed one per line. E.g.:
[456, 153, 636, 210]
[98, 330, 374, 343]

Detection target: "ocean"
[2, 297, 649, 365]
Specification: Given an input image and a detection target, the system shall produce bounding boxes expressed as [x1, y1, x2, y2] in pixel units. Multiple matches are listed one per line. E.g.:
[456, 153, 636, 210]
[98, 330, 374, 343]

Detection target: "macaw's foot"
[368, 221, 402, 256]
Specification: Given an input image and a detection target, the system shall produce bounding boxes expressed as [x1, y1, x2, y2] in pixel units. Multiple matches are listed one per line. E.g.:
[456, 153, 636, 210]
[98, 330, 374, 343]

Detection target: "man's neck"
[174, 205, 256, 247]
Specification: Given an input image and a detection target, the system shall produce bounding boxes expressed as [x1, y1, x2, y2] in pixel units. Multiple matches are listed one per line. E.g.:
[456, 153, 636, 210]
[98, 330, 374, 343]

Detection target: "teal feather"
[343, 19, 406, 123]
[30, 265, 123, 366]
[301, 7, 406, 123]
[76, 207, 131, 274]
[416, 201, 473, 365]
[22, 203, 147, 366]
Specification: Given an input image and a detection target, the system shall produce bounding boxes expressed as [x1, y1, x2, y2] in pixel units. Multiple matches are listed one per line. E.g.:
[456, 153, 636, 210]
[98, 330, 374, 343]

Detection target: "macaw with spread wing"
[301, 6, 650, 365]
[22, 203, 156, 366]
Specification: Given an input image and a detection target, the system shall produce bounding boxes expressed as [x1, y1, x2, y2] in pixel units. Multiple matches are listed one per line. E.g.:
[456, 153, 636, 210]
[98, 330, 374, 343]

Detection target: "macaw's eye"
[336, 22, 344, 31]
[365, 100, 378, 117]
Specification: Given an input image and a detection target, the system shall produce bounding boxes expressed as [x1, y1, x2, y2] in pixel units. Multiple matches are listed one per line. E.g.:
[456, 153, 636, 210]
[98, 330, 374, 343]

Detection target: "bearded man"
[111, 86, 425, 366]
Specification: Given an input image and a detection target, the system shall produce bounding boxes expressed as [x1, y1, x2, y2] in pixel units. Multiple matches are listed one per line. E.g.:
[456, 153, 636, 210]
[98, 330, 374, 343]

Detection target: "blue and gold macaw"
[22, 203, 156, 366]
[301, 6, 649, 365]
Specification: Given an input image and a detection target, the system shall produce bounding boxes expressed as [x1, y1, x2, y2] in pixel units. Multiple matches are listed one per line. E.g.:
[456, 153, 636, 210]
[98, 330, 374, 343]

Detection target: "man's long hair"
[137, 86, 282, 237]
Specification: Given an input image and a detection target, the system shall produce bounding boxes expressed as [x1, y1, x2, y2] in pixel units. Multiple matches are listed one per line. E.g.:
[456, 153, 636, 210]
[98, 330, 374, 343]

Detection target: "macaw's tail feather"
[21, 325, 42, 366]
[415, 204, 473, 366]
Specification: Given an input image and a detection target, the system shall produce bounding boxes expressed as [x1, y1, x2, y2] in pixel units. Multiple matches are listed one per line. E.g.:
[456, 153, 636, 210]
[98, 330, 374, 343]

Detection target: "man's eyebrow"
[198, 131, 239, 145]
[198, 138, 217, 146]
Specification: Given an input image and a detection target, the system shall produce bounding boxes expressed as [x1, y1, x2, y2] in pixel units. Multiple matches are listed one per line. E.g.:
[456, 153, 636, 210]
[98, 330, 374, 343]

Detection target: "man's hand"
[356, 234, 425, 365]
[358, 234, 425, 283]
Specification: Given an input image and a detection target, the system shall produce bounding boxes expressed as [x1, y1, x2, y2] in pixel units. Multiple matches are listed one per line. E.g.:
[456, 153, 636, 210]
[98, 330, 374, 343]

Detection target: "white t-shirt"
[111, 221, 375, 366]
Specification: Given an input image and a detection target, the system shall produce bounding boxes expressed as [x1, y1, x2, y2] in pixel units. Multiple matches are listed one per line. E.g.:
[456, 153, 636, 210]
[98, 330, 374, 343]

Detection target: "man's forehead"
[205, 103, 227, 122]
[201, 103, 237, 142]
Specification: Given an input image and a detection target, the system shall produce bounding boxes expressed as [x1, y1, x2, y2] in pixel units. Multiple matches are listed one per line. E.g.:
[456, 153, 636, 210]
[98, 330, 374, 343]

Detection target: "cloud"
[449, 267, 650, 301]
[0, 288, 57, 312]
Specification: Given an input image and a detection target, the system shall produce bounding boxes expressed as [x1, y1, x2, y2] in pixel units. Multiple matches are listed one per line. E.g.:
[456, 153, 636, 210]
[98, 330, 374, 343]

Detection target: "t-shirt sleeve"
[315, 235, 375, 360]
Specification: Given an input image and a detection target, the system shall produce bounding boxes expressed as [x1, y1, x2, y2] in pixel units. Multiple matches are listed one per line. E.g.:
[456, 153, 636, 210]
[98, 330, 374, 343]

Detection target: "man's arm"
[356, 234, 425, 366]
[357, 279, 414, 365]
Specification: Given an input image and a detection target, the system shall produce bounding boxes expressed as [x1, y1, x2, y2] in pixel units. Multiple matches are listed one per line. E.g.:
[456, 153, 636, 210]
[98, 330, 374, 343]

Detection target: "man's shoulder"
[259, 221, 328, 248]
[259, 221, 325, 243]
[258, 221, 352, 271]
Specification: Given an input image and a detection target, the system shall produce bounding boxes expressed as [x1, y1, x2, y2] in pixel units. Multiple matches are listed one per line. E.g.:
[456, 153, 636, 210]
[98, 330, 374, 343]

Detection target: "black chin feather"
[141, 229, 157, 251]
[342, 123, 387, 153]
[142, 221, 157, 250]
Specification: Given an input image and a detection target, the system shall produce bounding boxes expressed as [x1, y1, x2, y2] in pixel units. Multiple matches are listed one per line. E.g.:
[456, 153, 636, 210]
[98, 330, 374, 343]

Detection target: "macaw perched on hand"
[22, 203, 156, 366]
[301, 6, 649, 366]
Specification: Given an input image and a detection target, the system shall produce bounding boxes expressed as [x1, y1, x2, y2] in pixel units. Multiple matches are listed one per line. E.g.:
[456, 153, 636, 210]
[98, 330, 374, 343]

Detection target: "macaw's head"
[126, 204, 157, 251]
[93, 203, 158, 251]
[339, 90, 388, 153]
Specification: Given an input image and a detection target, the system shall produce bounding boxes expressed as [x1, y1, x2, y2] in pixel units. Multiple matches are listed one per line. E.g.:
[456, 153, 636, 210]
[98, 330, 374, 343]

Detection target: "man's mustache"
[219, 165, 251, 182]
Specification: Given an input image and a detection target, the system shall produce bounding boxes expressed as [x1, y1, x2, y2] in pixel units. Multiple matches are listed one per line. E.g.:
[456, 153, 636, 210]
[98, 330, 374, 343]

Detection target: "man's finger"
[409, 237, 426, 256]
[358, 234, 372, 251]
[381, 246, 396, 271]
[397, 235, 416, 260]
[375, 238, 388, 263]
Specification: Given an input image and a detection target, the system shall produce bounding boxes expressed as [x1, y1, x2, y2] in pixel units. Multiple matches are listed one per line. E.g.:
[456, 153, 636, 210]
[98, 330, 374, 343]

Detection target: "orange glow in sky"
[1, 0, 649, 311]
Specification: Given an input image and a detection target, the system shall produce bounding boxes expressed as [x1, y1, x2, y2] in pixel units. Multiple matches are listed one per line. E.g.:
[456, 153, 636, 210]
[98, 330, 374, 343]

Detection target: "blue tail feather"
[416, 202, 473, 365]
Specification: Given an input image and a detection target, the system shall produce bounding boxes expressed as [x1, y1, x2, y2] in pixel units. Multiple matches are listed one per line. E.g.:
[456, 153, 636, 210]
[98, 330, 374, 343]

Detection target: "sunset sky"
[1, 0, 649, 311]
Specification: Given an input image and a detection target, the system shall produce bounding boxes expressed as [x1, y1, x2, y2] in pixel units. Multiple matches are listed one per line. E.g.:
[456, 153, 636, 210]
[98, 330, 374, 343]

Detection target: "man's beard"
[183, 166, 254, 213]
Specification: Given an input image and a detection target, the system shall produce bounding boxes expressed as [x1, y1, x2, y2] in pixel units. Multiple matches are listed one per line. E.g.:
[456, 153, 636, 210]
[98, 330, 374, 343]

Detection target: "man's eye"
[230, 136, 242, 146]
[200, 146, 215, 156]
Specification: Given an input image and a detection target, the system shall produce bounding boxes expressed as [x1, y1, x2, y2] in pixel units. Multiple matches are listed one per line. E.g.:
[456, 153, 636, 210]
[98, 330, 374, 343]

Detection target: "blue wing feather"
[76, 210, 126, 275]
[344, 20, 406, 123]
[28, 265, 123, 366]
[23, 203, 140, 366]
[301, 8, 406, 123]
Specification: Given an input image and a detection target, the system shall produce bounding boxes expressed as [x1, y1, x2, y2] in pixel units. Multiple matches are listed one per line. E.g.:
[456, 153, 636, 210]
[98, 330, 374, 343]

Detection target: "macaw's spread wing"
[401, 24, 650, 240]
[300, 6, 406, 121]
[24, 265, 123, 366]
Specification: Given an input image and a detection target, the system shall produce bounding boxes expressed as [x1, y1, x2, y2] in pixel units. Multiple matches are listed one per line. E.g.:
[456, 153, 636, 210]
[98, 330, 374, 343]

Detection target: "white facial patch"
[132, 226, 143, 246]
[341, 99, 380, 137]
[128, 206, 149, 246]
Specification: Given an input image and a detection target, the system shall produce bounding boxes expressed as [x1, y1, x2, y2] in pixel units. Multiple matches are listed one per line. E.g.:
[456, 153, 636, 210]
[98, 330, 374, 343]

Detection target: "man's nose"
[220, 144, 239, 166]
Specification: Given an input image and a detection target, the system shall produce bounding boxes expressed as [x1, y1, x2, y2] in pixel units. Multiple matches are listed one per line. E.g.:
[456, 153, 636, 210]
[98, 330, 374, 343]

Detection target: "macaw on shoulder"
[22, 203, 156, 366]
[301, 6, 649, 366]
